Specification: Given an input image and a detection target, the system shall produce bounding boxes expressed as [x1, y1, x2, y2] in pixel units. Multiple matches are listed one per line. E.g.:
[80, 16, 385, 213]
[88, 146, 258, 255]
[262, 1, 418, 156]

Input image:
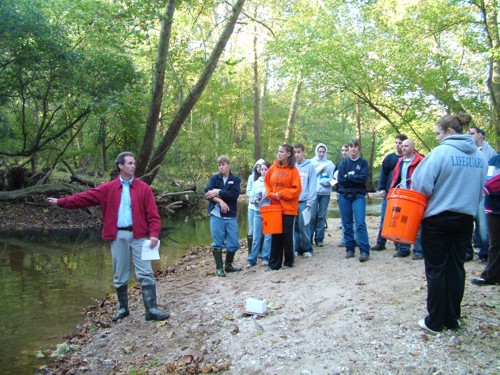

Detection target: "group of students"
[204, 113, 499, 335]
[43, 112, 498, 333]
[245, 142, 341, 270]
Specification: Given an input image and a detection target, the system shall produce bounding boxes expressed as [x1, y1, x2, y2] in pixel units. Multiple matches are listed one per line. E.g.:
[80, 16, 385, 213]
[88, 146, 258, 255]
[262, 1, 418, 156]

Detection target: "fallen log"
[0, 183, 85, 201]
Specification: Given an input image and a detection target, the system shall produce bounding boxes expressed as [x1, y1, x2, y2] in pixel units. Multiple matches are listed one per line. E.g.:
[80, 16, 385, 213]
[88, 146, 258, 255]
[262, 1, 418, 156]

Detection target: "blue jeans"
[398, 226, 423, 256]
[294, 201, 313, 254]
[375, 198, 388, 246]
[338, 193, 370, 254]
[476, 197, 489, 259]
[247, 208, 256, 236]
[311, 194, 330, 243]
[248, 210, 271, 265]
[210, 216, 240, 252]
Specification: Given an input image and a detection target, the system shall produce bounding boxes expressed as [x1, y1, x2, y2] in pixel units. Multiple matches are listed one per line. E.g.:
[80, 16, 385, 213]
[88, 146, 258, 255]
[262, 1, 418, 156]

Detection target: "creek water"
[0, 199, 381, 374]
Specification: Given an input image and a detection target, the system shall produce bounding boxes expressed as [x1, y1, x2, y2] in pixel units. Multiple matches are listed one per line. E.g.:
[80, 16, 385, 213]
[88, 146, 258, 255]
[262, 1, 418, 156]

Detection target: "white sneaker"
[245, 263, 254, 269]
[303, 252, 312, 258]
[294, 252, 298, 257]
[418, 319, 439, 335]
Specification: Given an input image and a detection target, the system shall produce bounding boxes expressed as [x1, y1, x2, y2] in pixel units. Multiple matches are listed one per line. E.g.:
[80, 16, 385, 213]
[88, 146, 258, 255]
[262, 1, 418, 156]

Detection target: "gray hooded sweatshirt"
[295, 158, 317, 207]
[412, 134, 487, 219]
[311, 143, 335, 195]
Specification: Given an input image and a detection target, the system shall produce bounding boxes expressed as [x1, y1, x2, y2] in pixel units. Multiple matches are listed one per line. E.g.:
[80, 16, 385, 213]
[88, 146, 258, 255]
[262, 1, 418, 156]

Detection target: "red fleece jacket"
[57, 178, 161, 240]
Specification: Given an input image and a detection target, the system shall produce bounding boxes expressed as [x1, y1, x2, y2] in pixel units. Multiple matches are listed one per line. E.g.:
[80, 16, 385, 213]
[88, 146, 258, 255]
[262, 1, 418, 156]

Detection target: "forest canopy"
[0, 0, 498, 191]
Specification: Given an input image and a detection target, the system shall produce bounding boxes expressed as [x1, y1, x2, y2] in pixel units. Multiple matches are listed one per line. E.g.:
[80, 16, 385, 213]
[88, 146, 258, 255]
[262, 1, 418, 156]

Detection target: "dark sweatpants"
[269, 215, 296, 270]
[421, 211, 473, 331]
[481, 214, 500, 283]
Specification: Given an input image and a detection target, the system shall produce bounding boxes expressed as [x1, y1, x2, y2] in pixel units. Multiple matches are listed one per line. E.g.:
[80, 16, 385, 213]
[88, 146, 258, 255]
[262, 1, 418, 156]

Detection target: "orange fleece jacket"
[264, 160, 302, 216]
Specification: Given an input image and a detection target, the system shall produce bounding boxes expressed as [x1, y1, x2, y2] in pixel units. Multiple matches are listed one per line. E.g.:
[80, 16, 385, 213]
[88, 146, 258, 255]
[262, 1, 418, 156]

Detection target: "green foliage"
[0, 0, 146, 171]
[0, 0, 498, 184]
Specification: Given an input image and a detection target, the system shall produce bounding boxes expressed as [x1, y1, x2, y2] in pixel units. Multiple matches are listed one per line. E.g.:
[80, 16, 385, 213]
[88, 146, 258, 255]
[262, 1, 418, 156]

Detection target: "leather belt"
[117, 226, 133, 231]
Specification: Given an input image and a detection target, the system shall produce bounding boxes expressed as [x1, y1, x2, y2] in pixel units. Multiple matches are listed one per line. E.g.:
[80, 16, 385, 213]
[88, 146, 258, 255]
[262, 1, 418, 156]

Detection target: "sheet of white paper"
[302, 207, 311, 226]
[329, 178, 338, 187]
[141, 239, 160, 260]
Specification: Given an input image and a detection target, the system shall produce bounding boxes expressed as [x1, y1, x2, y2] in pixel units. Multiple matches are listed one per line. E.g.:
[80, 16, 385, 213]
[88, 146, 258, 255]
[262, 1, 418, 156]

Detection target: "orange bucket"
[381, 188, 428, 244]
[260, 205, 283, 234]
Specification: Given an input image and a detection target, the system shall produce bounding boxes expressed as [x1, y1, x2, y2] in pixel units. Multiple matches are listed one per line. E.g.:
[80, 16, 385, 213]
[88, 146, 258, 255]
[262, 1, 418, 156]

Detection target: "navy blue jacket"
[205, 172, 241, 217]
[378, 153, 402, 191]
[337, 157, 369, 195]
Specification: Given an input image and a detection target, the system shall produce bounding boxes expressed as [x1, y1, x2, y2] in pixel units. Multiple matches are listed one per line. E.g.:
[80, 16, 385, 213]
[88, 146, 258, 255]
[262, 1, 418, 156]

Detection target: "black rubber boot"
[141, 284, 170, 321]
[213, 248, 226, 277]
[225, 251, 242, 272]
[111, 285, 129, 322]
[247, 235, 253, 255]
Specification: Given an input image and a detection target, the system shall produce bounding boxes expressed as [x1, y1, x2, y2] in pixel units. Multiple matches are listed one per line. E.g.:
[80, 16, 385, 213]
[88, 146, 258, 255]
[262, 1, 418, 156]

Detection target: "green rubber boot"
[111, 285, 129, 322]
[212, 248, 226, 277]
[225, 251, 242, 273]
[247, 235, 253, 256]
[141, 284, 170, 321]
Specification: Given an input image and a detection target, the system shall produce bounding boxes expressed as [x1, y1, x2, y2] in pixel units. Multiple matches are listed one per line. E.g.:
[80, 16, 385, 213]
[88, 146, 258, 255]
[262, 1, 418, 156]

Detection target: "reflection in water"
[0, 236, 111, 374]
[0, 214, 220, 375]
[0, 200, 379, 374]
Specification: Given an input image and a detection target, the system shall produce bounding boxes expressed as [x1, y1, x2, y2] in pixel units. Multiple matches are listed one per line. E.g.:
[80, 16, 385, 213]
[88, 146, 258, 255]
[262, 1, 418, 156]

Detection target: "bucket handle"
[260, 197, 271, 207]
[393, 178, 414, 190]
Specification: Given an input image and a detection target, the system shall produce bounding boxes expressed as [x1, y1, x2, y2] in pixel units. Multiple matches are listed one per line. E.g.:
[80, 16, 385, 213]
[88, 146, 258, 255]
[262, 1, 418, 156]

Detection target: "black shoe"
[479, 257, 488, 263]
[370, 244, 386, 251]
[393, 251, 410, 258]
[465, 254, 473, 262]
[412, 254, 423, 260]
[359, 253, 369, 262]
[471, 277, 498, 286]
[345, 251, 355, 259]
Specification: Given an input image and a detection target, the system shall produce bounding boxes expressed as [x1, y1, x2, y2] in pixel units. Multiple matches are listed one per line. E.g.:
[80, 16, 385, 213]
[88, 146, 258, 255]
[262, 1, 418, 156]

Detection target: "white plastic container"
[245, 298, 267, 314]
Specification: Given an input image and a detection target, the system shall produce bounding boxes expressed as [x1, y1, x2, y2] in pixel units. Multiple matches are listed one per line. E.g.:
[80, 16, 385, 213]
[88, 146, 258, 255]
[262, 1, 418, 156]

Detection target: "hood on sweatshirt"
[251, 158, 266, 174]
[441, 134, 478, 154]
[296, 158, 312, 166]
[315, 143, 328, 161]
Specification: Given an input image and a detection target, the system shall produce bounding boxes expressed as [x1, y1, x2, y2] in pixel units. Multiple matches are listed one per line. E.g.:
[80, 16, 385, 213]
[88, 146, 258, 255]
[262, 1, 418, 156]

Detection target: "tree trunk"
[367, 129, 376, 191]
[477, 0, 500, 150]
[136, 0, 177, 179]
[284, 72, 302, 143]
[355, 98, 361, 148]
[252, 13, 262, 160]
[142, 0, 247, 185]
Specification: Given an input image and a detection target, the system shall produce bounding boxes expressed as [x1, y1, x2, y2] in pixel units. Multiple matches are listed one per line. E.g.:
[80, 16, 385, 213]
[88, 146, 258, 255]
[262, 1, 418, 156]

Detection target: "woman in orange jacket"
[264, 144, 302, 270]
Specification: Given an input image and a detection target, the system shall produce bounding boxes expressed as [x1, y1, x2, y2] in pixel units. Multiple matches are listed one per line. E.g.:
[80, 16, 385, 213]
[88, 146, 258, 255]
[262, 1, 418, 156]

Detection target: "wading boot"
[225, 251, 242, 273]
[111, 285, 129, 322]
[213, 248, 226, 277]
[141, 284, 170, 321]
[247, 235, 253, 256]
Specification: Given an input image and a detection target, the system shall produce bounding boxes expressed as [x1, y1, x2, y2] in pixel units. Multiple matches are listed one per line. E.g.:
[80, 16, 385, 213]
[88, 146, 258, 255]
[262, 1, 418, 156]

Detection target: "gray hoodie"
[295, 158, 317, 207]
[412, 134, 487, 218]
[311, 143, 335, 195]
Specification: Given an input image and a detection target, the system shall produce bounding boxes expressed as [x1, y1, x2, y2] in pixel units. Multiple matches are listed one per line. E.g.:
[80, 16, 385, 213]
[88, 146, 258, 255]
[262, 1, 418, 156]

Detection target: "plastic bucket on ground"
[260, 205, 283, 234]
[381, 188, 428, 244]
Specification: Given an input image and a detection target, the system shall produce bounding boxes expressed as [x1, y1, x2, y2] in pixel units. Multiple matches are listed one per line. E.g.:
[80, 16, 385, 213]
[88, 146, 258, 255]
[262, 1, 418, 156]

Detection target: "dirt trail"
[48, 216, 499, 374]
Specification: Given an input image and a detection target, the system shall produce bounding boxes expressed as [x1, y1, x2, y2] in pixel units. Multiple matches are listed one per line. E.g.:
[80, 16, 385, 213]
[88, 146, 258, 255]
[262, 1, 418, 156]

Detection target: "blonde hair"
[217, 155, 230, 165]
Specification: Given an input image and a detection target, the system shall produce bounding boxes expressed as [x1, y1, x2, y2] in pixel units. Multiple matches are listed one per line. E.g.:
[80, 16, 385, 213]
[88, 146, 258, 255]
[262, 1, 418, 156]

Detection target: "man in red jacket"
[390, 139, 425, 259]
[47, 151, 169, 322]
